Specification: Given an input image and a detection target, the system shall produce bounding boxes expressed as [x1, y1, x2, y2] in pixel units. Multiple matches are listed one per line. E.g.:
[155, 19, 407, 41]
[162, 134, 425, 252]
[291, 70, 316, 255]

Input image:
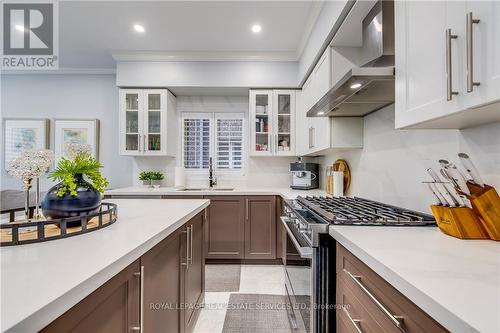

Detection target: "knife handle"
[459, 153, 484, 187]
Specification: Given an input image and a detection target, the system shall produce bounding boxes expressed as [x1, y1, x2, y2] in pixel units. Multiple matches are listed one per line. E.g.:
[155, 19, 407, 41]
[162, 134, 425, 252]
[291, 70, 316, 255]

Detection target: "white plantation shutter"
[182, 112, 245, 172]
[216, 114, 243, 169]
[183, 115, 211, 169]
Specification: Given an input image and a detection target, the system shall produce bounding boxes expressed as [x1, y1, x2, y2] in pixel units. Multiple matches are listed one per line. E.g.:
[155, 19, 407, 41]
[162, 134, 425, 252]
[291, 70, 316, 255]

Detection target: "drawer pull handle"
[343, 307, 362, 333]
[344, 269, 406, 332]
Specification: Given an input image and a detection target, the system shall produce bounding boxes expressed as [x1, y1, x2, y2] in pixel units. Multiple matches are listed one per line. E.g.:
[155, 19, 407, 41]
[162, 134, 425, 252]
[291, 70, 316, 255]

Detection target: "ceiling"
[58, 1, 322, 70]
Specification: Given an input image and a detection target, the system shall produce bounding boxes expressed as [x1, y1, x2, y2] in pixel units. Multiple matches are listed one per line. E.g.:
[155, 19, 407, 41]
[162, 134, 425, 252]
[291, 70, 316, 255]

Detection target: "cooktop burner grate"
[296, 196, 435, 226]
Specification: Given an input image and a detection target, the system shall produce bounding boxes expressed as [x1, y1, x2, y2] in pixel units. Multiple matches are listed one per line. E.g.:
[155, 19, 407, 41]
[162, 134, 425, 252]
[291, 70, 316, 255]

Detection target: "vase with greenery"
[139, 170, 165, 188]
[41, 144, 109, 227]
[139, 171, 152, 187]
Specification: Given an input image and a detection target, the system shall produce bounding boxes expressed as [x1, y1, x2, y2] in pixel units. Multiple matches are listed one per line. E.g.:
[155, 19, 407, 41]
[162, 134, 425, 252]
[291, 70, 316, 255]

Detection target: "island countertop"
[330, 225, 500, 333]
[0, 199, 210, 333]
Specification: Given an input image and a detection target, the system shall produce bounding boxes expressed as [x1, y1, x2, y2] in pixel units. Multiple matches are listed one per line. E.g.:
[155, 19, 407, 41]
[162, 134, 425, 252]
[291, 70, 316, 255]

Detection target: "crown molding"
[112, 51, 298, 62]
[1, 68, 116, 75]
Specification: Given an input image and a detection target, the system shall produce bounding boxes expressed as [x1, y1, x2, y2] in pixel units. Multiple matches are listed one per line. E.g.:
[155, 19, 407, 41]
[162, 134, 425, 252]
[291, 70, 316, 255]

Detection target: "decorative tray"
[0, 203, 117, 246]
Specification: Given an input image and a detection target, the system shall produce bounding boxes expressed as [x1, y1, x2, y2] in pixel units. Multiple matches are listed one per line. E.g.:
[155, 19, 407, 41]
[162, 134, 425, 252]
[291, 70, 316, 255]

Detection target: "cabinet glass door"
[145, 92, 162, 152]
[125, 92, 140, 152]
[274, 91, 294, 156]
[252, 92, 272, 155]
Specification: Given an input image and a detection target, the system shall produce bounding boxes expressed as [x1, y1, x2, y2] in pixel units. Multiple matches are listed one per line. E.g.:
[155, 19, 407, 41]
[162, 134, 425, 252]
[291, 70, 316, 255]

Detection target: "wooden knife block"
[431, 184, 500, 241]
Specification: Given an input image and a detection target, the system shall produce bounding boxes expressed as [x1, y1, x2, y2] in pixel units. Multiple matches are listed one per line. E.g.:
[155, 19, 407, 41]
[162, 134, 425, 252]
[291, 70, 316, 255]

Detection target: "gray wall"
[1, 74, 133, 191]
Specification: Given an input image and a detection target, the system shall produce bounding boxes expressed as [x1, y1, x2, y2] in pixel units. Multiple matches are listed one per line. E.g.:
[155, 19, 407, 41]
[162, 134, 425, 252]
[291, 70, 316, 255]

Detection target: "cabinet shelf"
[256, 132, 269, 135]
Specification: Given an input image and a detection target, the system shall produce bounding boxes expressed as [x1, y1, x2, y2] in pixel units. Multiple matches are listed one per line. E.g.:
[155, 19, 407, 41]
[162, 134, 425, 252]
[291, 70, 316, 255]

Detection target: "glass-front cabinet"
[119, 89, 176, 156]
[250, 89, 295, 156]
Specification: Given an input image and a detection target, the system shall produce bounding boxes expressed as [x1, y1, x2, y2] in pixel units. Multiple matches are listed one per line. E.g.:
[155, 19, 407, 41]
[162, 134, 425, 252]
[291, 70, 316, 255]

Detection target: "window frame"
[181, 111, 246, 177]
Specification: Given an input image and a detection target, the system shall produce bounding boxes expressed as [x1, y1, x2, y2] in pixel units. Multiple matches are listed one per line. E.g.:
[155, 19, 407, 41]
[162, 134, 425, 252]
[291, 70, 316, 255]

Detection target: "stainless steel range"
[281, 196, 435, 333]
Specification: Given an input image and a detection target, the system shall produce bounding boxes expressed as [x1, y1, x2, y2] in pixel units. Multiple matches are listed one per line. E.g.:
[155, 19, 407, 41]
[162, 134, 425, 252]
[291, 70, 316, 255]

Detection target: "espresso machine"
[290, 159, 319, 190]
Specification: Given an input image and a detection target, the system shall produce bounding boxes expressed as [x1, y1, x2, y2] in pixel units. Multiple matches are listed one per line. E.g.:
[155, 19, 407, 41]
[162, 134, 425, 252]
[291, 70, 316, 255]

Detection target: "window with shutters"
[182, 112, 245, 173]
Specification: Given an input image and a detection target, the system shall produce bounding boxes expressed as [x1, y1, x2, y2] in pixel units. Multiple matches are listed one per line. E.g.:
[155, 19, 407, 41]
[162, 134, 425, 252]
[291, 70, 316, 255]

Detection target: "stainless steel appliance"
[282, 196, 435, 333]
[291, 161, 319, 190]
[307, 0, 395, 118]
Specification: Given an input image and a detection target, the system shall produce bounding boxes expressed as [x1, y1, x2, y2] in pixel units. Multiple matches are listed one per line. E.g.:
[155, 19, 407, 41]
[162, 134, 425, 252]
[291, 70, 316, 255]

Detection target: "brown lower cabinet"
[204, 195, 276, 260]
[336, 243, 448, 333]
[41, 211, 205, 333]
[244, 196, 276, 259]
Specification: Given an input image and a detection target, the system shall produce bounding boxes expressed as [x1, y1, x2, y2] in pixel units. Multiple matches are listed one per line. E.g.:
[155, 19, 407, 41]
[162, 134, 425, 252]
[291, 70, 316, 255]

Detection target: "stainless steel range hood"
[307, 0, 395, 118]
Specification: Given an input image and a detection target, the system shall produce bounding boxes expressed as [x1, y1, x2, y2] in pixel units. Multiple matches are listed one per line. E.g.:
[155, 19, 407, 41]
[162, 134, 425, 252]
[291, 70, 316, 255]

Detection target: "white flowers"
[7, 149, 55, 180]
[65, 143, 92, 160]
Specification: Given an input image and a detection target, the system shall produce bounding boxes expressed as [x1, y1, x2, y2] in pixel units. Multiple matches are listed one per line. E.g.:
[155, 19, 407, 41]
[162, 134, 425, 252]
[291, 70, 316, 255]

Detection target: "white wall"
[318, 105, 500, 213]
[130, 95, 297, 188]
[116, 61, 298, 88]
[0, 74, 133, 191]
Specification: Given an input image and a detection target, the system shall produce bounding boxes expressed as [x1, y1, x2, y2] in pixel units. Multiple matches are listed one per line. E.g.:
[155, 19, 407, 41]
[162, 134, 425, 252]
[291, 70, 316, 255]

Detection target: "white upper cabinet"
[119, 89, 177, 156]
[297, 47, 334, 155]
[249, 89, 296, 157]
[395, 1, 500, 129]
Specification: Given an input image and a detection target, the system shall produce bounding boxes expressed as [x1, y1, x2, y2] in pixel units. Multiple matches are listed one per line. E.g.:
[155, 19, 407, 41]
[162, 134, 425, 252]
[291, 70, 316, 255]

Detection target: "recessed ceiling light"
[133, 24, 145, 33]
[251, 24, 262, 33]
[317, 111, 325, 115]
[350, 83, 362, 89]
[15, 24, 25, 32]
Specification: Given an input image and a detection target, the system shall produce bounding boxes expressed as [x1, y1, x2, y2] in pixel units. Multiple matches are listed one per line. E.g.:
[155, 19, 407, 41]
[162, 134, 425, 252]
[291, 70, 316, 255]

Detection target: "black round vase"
[41, 174, 101, 227]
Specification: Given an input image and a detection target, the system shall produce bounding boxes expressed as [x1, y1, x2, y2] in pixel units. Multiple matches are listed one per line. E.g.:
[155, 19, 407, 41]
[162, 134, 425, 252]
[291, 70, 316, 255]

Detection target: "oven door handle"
[280, 216, 312, 259]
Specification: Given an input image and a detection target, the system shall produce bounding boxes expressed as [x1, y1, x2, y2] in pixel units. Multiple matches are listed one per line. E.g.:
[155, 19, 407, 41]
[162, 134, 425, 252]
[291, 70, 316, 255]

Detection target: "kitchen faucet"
[209, 157, 217, 188]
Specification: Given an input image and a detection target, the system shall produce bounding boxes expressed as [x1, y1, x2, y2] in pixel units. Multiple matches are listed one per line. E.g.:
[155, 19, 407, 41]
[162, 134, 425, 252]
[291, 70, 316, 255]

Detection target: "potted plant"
[41, 144, 109, 227]
[139, 171, 152, 187]
[149, 171, 164, 188]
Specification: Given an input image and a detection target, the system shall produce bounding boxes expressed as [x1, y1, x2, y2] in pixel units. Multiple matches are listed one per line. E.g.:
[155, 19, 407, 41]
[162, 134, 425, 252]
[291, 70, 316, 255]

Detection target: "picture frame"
[53, 119, 100, 164]
[3, 118, 50, 170]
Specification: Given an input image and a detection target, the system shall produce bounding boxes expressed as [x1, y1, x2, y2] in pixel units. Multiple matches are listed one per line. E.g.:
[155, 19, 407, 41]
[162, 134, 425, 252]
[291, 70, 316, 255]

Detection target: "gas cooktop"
[296, 196, 436, 226]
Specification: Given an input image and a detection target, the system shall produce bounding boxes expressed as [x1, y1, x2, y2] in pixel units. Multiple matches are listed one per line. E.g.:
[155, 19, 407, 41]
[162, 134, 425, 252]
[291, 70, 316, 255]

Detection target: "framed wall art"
[54, 119, 100, 164]
[3, 118, 50, 169]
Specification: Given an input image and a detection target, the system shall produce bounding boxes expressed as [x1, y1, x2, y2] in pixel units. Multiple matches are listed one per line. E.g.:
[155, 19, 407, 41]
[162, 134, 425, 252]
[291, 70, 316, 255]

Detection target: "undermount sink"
[178, 187, 234, 191]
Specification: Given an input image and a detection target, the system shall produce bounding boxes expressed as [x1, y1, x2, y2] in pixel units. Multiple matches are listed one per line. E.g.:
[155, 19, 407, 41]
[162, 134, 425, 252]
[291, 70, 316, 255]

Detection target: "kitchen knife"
[458, 153, 484, 187]
[444, 163, 471, 195]
[429, 182, 448, 206]
[426, 168, 457, 206]
[443, 182, 465, 207]
[424, 182, 444, 205]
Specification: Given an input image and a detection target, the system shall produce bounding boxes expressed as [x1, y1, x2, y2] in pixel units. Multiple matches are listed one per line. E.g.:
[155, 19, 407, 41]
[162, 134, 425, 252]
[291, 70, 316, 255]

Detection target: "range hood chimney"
[307, 0, 395, 118]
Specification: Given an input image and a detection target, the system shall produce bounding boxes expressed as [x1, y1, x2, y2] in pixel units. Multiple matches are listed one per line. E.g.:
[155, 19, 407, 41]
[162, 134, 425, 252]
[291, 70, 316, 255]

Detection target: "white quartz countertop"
[329, 226, 500, 333]
[105, 186, 327, 199]
[0, 199, 210, 333]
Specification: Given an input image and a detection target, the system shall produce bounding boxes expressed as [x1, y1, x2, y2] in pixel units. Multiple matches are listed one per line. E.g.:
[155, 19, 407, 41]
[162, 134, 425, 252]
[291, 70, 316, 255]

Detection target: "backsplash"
[318, 105, 500, 213]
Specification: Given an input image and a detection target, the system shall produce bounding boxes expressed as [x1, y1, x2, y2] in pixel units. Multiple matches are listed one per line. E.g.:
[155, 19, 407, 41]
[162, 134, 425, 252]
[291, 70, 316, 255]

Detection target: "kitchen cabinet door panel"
[464, 1, 500, 107]
[183, 212, 205, 333]
[244, 196, 276, 259]
[40, 260, 140, 333]
[142, 229, 182, 333]
[395, 1, 466, 129]
[205, 196, 245, 259]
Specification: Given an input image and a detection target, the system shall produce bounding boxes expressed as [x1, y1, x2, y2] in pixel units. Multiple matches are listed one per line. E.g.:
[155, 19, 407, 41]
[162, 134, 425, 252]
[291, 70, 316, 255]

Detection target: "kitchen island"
[1, 198, 210, 333]
[331, 226, 500, 333]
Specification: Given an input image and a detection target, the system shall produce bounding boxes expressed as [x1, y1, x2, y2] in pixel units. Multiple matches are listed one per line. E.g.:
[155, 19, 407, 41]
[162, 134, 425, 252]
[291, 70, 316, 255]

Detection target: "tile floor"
[193, 264, 288, 333]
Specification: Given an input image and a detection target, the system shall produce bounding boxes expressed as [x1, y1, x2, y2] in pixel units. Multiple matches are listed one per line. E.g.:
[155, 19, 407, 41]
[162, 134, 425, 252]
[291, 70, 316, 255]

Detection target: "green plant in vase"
[41, 144, 109, 225]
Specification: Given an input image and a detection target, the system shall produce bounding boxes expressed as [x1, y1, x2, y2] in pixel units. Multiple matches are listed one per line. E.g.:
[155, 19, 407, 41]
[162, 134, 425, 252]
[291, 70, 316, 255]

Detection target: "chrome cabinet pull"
[245, 199, 249, 221]
[143, 135, 147, 152]
[132, 269, 142, 332]
[189, 224, 193, 265]
[181, 228, 189, 267]
[310, 127, 315, 148]
[342, 307, 362, 333]
[139, 266, 145, 333]
[344, 269, 406, 332]
[466, 12, 480, 92]
[446, 29, 459, 101]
